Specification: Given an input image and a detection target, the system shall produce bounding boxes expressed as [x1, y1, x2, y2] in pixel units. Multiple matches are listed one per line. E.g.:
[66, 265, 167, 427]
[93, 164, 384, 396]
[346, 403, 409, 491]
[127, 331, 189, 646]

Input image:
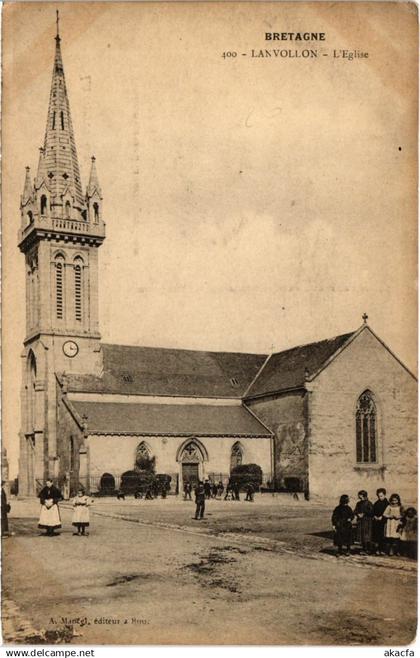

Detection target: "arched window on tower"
[356, 390, 377, 463]
[69, 436, 75, 472]
[27, 351, 37, 433]
[74, 258, 83, 322]
[60, 111, 64, 130]
[55, 255, 65, 320]
[40, 195, 47, 216]
[52, 112, 56, 129]
[27, 210, 33, 225]
[230, 442, 244, 471]
[93, 202, 99, 223]
[65, 201, 71, 219]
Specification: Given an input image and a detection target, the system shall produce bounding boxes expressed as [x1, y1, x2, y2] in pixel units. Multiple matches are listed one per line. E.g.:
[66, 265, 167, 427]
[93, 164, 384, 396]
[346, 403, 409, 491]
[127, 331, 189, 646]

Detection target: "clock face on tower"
[63, 340, 79, 358]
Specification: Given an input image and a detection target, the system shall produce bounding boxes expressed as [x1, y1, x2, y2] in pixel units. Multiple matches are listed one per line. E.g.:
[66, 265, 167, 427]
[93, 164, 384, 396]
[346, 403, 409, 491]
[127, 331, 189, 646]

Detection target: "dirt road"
[2, 499, 416, 645]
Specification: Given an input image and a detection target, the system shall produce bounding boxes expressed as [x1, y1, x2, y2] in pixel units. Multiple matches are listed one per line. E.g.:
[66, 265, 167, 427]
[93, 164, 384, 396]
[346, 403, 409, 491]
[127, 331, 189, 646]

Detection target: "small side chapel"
[17, 21, 417, 502]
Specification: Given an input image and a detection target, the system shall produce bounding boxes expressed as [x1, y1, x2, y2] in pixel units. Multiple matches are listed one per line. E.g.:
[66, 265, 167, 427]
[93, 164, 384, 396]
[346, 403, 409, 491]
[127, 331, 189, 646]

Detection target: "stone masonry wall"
[308, 328, 417, 504]
[247, 392, 307, 489]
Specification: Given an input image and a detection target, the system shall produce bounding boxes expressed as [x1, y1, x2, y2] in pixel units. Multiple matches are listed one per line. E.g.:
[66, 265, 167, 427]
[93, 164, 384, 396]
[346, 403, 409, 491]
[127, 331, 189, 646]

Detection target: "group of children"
[332, 488, 417, 558]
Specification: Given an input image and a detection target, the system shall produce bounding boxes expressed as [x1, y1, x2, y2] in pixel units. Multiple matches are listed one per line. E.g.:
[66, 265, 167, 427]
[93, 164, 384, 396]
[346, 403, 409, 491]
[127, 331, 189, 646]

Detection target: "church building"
[18, 23, 417, 502]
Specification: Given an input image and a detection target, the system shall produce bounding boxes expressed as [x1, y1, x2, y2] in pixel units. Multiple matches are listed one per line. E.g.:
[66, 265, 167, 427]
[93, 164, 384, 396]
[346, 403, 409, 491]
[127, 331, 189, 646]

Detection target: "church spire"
[87, 156, 102, 198]
[35, 147, 47, 189]
[21, 166, 32, 204]
[42, 11, 84, 212]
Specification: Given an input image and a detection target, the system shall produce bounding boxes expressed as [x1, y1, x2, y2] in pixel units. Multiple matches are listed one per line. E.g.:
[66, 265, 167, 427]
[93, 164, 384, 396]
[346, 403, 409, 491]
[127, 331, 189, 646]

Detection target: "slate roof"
[244, 332, 355, 398]
[63, 344, 267, 398]
[70, 401, 271, 437]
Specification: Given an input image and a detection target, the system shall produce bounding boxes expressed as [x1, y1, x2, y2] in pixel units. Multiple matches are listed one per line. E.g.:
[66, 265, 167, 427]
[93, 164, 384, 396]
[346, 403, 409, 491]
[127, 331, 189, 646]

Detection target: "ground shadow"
[308, 530, 334, 540]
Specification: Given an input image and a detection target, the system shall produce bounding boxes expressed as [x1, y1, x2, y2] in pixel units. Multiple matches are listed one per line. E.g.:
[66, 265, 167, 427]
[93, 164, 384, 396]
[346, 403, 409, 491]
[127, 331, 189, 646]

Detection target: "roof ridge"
[270, 330, 355, 357]
[101, 342, 268, 357]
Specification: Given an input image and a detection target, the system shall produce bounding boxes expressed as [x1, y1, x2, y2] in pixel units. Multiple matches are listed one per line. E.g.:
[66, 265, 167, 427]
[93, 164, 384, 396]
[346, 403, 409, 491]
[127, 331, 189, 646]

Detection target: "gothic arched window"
[74, 259, 83, 322]
[60, 111, 65, 130]
[55, 255, 65, 320]
[65, 200, 71, 219]
[40, 195, 48, 216]
[135, 442, 155, 472]
[26, 351, 37, 434]
[27, 210, 33, 225]
[356, 390, 377, 463]
[230, 442, 244, 471]
[69, 436, 75, 472]
[93, 202, 99, 223]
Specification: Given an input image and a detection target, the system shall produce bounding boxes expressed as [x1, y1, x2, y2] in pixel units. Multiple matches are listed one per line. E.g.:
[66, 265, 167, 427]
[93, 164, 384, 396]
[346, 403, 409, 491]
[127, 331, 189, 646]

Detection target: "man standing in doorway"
[194, 481, 205, 520]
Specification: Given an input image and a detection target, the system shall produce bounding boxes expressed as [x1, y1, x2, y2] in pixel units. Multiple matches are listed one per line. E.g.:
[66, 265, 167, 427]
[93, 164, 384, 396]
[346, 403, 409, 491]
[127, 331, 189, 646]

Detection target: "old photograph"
[2, 1, 418, 647]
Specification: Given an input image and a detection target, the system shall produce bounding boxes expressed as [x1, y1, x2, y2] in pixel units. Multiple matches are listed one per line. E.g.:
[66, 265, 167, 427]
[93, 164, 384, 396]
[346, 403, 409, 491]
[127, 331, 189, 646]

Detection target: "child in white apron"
[72, 488, 92, 536]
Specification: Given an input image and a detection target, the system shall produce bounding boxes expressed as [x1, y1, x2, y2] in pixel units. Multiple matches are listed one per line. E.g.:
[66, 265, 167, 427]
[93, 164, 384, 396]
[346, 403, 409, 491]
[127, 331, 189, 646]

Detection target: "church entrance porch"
[182, 463, 199, 488]
[177, 439, 208, 490]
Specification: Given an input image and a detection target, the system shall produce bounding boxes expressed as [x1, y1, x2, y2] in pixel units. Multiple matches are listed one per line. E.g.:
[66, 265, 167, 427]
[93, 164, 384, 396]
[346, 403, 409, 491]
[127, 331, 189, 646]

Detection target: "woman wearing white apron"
[38, 479, 63, 536]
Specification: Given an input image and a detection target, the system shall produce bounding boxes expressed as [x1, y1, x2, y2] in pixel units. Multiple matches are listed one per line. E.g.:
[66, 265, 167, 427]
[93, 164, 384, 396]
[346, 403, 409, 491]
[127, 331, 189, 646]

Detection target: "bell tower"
[18, 13, 105, 495]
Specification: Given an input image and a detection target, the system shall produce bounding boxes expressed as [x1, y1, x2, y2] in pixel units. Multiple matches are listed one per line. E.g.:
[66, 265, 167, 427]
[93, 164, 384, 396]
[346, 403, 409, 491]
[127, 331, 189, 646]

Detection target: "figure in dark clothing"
[354, 490, 374, 554]
[217, 481, 224, 499]
[224, 482, 234, 501]
[145, 486, 153, 500]
[332, 494, 354, 556]
[212, 482, 218, 499]
[116, 489, 125, 500]
[1, 483, 10, 537]
[233, 482, 240, 501]
[194, 482, 205, 520]
[204, 480, 211, 500]
[245, 483, 254, 502]
[397, 507, 417, 559]
[38, 479, 63, 536]
[184, 482, 192, 500]
[372, 488, 389, 555]
[134, 487, 143, 500]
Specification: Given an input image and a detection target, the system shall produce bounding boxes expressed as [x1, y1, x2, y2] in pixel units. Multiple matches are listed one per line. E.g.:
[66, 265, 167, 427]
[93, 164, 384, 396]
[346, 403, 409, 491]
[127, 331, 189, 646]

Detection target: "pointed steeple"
[21, 166, 33, 205]
[86, 156, 102, 198]
[42, 11, 84, 212]
[35, 147, 48, 189]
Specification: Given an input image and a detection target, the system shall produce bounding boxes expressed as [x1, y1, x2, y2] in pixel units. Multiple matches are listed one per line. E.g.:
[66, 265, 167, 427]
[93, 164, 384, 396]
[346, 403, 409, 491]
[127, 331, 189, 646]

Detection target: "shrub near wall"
[230, 464, 263, 491]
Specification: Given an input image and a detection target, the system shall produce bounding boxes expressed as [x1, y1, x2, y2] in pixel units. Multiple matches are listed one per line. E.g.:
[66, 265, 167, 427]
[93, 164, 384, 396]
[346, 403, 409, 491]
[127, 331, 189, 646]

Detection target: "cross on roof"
[362, 313, 368, 324]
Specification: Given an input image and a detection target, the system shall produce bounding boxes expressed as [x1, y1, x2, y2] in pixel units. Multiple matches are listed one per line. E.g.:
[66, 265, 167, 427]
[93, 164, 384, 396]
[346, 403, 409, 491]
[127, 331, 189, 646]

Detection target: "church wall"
[308, 329, 417, 504]
[56, 391, 85, 496]
[86, 434, 272, 492]
[243, 394, 307, 490]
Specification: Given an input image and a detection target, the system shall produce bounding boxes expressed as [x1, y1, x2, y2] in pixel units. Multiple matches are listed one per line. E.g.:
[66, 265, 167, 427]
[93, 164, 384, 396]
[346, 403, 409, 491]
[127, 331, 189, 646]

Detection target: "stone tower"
[18, 17, 105, 496]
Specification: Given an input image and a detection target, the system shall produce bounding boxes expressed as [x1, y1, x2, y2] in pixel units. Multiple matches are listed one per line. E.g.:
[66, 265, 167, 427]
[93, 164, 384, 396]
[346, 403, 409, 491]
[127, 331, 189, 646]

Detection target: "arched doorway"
[177, 440, 207, 489]
[100, 472, 116, 495]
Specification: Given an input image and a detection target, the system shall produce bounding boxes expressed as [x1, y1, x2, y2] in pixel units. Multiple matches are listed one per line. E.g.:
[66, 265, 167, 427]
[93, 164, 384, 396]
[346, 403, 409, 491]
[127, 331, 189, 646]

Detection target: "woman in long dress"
[332, 494, 354, 556]
[72, 488, 92, 536]
[38, 479, 63, 536]
[354, 489, 374, 554]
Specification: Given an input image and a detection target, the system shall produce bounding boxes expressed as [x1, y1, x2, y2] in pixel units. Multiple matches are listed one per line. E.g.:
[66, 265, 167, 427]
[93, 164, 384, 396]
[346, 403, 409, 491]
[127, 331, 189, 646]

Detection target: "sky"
[3, 2, 418, 477]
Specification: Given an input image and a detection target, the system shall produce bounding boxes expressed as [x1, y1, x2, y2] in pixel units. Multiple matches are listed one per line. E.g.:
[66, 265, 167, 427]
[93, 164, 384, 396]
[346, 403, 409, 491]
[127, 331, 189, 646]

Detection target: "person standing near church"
[1, 481, 10, 537]
[194, 481, 205, 520]
[372, 488, 389, 555]
[38, 479, 63, 536]
[354, 490, 374, 554]
[72, 487, 92, 536]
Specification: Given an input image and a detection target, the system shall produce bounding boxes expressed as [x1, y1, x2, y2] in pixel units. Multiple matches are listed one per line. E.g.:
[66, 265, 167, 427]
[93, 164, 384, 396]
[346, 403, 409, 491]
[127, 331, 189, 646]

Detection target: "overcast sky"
[3, 2, 417, 477]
